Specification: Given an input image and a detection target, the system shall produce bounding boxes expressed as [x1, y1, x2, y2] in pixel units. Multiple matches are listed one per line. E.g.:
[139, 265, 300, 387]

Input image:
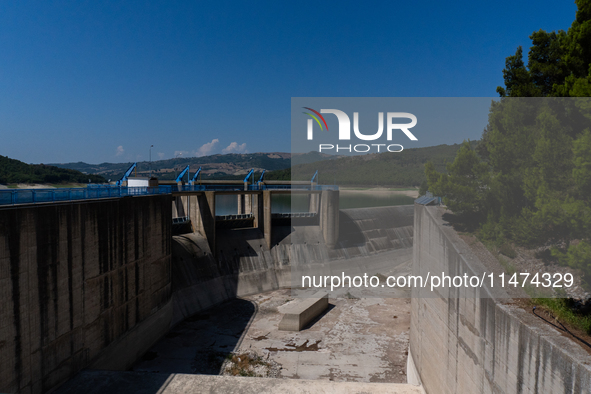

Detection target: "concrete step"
[55, 370, 424, 394]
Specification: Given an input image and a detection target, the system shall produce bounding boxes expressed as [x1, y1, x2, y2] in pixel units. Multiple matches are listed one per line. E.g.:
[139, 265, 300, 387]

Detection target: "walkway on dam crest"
[55, 370, 423, 394]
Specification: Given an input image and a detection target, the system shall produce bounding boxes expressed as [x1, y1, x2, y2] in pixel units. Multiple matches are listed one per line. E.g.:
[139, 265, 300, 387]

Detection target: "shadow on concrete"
[337, 210, 366, 247]
[271, 225, 297, 246]
[132, 298, 258, 375]
[301, 303, 336, 331]
[172, 220, 193, 235]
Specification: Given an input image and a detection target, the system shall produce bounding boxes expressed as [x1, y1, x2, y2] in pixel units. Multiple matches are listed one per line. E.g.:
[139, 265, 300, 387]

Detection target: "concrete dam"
[1, 188, 591, 393]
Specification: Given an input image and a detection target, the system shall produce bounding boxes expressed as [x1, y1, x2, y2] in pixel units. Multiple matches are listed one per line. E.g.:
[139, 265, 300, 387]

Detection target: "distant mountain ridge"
[270, 142, 479, 186]
[0, 155, 106, 185]
[50, 152, 333, 181]
[48, 142, 477, 186]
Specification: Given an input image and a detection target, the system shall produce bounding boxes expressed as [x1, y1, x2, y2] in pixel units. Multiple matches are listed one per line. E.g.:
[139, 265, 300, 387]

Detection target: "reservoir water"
[214, 190, 416, 216]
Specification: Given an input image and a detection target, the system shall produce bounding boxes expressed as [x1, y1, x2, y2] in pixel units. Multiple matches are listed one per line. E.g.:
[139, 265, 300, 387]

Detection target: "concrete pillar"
[173, 195, 187, 218]
[309, 182, 319, 213]
[189, 194, 200, 233]
[183, 194, 191, 219]
[237, 194, 244, 214]
[253, 192, 263, 228]
[192, 191, 216, 255]
[244, 182, 252, 214]
[320, 190, 339, 248]
[263, 190, 272, 248]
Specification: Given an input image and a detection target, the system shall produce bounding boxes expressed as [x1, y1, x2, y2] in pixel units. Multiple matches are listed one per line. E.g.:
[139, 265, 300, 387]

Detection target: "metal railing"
[263, 184, 338, 191]
[176, 184, 339, 192]
[215, 213, 254, 221]
[0, 183, 338, 206]
[0, 186, 173, 206]
[172, 216, 189, 224]
[271, 212, 317, 218]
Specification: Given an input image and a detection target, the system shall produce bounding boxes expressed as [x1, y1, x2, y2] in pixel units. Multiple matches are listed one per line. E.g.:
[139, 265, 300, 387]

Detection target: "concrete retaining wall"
[0, 195, 173, 394]
[410, 204, 591, 394]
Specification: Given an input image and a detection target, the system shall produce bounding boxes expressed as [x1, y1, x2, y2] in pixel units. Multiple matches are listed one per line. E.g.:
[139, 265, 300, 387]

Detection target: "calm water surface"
[214, 191, 415, 216]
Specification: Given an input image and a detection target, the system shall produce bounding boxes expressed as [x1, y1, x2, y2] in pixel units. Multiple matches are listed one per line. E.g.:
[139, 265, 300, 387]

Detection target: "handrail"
[0, 186, 173, 206]
[175, 184, 339, 192]
[0, 183, 339, 206]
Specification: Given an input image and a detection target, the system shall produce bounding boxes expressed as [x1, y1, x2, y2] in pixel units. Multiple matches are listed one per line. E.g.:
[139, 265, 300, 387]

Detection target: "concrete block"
[278, 292, 328, 331]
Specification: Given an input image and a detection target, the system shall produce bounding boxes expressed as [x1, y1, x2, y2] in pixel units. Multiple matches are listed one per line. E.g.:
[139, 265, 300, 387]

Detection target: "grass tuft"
[532, 297, 591, 335]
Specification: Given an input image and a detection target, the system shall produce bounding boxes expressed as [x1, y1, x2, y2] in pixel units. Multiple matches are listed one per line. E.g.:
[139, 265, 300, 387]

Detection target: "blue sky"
[0, 0, 578, 164]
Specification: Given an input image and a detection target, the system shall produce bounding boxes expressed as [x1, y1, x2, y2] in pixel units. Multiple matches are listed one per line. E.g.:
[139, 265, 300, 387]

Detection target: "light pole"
[149, 145, 154, 178]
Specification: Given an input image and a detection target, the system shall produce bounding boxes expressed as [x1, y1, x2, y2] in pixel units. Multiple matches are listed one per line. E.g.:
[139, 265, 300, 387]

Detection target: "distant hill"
[267, 142, 479, 186]
[51, 152, 333, 181]
[47, 142, 476, 186]
[0, 155, 106, 185]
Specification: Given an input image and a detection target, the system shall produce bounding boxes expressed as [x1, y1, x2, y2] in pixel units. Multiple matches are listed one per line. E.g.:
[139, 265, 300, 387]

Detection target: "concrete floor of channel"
[132, 289, 411, 383]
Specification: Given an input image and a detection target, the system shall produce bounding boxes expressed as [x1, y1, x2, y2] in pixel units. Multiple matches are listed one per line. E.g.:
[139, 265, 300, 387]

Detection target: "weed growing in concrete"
[344, 291, 359, 300]
[374, 273, 388, 284]
[224, 351, 276, 378]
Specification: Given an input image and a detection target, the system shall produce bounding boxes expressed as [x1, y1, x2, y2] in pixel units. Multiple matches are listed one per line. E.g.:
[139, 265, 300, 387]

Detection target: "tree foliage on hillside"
[278, 143, 477, 187]
[425, 142, 489, 217]
[426, 0, 591, 279]
[0, 155, 106, 184]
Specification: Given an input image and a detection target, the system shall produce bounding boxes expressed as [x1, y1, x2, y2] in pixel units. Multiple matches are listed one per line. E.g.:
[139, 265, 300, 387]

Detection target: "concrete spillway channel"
[55, 205, 419, 393]
[11, 196, 591, 393]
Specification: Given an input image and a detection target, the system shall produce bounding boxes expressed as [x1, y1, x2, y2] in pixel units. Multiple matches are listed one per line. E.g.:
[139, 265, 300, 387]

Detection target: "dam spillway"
[170, 204, 414, 326]
[0, 187, 416, 393]
[3, 188, 591, 393]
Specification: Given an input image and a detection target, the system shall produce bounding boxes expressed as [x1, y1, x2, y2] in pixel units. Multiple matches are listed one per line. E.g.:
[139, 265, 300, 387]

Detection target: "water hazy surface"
[214, 191, 415, 216]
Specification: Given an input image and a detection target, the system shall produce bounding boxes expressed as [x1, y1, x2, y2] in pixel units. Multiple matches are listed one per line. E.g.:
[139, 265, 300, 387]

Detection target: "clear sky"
[0, 0, 578, 164]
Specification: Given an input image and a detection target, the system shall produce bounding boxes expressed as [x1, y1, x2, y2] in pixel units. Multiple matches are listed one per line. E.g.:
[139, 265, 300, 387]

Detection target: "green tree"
[425, 142, 489, 219]
[425, 0, 591, 277]
[418, 180, 428, 196]
[496, 47, 540, 97]
[528, 30, 568, 96]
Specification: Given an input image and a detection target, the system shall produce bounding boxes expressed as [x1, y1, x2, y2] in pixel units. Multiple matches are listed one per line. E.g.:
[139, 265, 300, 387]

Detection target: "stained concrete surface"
[410, 204, 591, 394]
[132, 289, 411, 384]
[0, 195, 173, 394]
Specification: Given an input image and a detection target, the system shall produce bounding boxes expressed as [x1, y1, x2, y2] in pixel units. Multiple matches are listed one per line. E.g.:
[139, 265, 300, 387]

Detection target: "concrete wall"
[170, 205, 414, 326]
[0, 195, 173, 394]
[410, 204, 591, 394]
